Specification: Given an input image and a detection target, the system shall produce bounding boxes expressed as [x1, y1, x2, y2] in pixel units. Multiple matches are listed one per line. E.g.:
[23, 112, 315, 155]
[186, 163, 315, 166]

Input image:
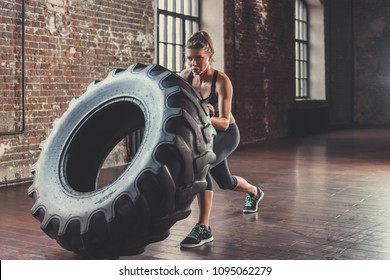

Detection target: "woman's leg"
[180, 175, 214, 248]
[233, 175, 257, 195]
[188, 175, 260, 234]
[210, 159, 258, 194]
[211, 160, 264, 213]
[197, 190, 213, 227]
[234, 175, 264, 213]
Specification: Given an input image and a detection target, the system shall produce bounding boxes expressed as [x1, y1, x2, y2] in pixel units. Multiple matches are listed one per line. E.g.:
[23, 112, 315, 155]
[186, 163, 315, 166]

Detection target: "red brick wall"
[0, 1, 23, 134]
[0, 0, 154, 185]
[224, 0, 295, 143]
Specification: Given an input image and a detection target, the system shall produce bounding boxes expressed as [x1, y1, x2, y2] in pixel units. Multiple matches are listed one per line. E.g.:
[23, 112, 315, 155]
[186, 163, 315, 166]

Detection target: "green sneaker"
[180, 223, 214, 248]
[243, 186, 264, 213]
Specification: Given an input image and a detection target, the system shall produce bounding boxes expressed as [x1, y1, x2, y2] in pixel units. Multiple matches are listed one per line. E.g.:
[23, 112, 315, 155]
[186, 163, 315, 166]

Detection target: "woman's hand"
[206, 103, 215, 117]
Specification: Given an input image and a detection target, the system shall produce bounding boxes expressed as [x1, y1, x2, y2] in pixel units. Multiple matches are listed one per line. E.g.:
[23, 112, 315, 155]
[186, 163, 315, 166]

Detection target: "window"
[295, 0, 309, 99]
[157, 0, 200, 72]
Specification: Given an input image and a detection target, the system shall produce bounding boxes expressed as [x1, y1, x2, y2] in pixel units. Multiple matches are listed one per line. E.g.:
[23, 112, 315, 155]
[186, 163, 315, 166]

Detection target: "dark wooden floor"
[1, 127, 390, 260]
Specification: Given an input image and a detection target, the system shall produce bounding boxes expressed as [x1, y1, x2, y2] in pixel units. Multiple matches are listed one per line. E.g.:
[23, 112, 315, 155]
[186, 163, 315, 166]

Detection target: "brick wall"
[224, 0, 295, 143]
[0, 1, 23, 135]
[0, 0, 154, 186]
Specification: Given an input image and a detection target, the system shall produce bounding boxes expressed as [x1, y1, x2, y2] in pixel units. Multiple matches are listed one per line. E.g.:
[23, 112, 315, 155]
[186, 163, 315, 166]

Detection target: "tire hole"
[95, 128, 145, 189]
[64, 100, 145, 193]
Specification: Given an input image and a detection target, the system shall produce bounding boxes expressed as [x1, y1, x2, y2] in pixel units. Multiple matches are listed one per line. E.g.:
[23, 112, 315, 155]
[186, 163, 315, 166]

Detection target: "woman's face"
[185, 48, 211, 76]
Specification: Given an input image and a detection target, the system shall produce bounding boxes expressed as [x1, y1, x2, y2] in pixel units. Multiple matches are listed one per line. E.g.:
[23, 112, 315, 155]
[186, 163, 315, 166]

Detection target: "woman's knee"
[218, 176, 237, 190]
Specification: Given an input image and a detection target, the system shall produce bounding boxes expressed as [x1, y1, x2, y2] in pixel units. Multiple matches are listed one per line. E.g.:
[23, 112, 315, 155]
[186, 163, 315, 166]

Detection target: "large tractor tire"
[27, 63, 216, 259]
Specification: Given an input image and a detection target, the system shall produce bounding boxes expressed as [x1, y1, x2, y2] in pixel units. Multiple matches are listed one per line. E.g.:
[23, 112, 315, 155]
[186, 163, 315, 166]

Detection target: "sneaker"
[243, 186, 264, 213]
[180, 223, 214, 248]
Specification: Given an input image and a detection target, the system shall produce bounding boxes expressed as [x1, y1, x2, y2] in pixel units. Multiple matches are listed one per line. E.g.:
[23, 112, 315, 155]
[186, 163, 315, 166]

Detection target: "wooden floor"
[1, 127, 390, 260]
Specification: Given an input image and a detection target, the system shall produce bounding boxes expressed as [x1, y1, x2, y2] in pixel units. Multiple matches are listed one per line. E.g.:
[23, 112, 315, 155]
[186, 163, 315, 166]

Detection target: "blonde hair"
[186, 31, 215, 58]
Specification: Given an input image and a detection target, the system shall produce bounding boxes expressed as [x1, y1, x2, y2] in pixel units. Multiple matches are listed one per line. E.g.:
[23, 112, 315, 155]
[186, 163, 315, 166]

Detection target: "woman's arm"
[210, 72, 233, 131]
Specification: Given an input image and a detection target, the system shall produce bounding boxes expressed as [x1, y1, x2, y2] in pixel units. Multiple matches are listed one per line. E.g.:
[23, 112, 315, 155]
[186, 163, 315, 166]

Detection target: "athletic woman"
[179, 31, 265, 248]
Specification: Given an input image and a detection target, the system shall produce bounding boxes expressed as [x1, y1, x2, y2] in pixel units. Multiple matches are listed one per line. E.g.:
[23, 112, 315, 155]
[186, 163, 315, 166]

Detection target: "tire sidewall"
[34, 68, 178, 234]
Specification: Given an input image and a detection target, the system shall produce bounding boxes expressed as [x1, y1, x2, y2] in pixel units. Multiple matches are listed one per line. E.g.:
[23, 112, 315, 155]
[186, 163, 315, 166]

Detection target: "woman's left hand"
[206, 103, 215, 117]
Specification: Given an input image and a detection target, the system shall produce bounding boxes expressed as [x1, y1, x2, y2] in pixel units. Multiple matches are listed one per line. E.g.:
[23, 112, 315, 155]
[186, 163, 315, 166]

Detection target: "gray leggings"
[206, 123, 240, 190]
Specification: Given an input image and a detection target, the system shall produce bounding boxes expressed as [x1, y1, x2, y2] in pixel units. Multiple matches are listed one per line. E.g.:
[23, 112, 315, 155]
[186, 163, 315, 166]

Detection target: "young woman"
[179, 31, 265, 248]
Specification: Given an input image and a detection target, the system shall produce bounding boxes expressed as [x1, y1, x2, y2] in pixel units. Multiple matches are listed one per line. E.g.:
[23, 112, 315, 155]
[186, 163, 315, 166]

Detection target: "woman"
[179, 31, 264, 248]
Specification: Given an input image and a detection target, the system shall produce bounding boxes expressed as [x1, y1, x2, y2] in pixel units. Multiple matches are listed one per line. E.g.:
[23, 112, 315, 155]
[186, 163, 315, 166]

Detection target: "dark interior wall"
[353, 0, 390, 125]
[327, 0, 390, 127]
[224, 0, 295, 143]
[326, 0, 354, 127]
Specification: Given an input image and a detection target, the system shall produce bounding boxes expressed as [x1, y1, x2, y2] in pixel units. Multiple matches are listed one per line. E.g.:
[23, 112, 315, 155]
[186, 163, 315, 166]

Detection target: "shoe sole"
[180, 236, 214, 248]
[242, 188, 264, 213]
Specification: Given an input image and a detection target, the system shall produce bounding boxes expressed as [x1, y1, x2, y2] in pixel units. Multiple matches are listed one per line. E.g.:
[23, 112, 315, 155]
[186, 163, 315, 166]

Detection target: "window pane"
[159, 44, 166, 66]
[176, 45, 183, 71]
[300, 43, 305, 59]
[176, 18, 182, 44]
[296, 0, 301, 19]
[167, 16, 174, 43]
[303, 22, 307, 40]
[167, 0, 174, 12]
[184, 0, 191, 15]
[300, 22, 304, 40]
[185, 20, 193, 40]
[159, 14, 166, 41]
[193, 21, 199, 34]
[176, 0, 183, 13]
[159, 0, 166, 10]
[192, 0, 199, 17]
[167, 44, 173, 70]
[299, 61, 303, 78]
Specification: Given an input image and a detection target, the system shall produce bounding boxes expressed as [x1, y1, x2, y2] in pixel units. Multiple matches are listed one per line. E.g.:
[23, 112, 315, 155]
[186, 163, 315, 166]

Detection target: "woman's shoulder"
[215, 70, 232, 87]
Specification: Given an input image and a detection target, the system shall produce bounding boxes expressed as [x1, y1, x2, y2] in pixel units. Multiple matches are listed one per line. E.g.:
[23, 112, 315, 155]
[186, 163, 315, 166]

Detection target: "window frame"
[157, 0, 201, 72]
[295, 0, 310, 99]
